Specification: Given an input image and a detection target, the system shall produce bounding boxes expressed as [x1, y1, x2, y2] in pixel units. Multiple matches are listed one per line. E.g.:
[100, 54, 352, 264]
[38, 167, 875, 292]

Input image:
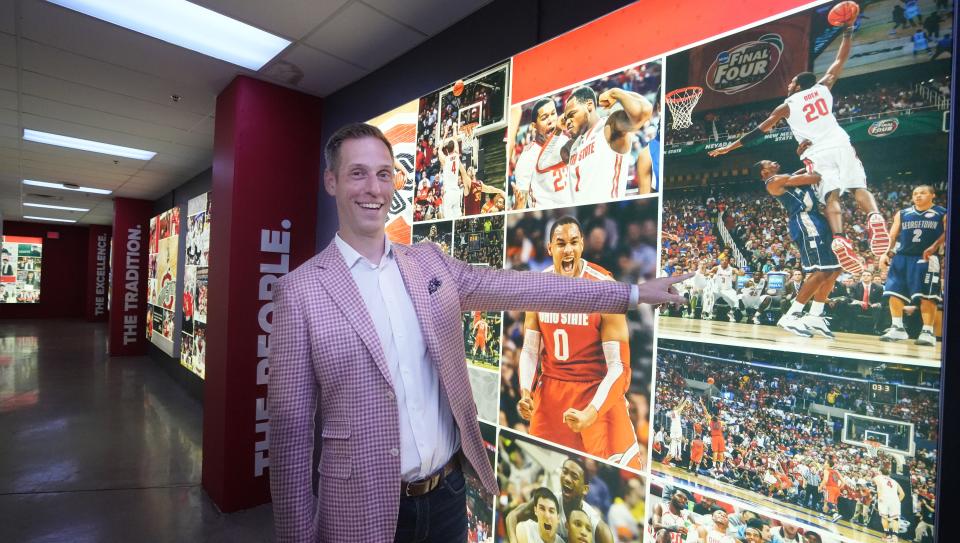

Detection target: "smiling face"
[324, 136, 395, 242]
[549, 222, 584, 278]
[559, 459, 588, 501]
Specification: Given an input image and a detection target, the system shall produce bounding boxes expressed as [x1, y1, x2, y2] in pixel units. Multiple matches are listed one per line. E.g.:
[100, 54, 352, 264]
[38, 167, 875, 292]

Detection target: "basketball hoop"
[665, 86, 704, 129]
[865, 439, 881, 458]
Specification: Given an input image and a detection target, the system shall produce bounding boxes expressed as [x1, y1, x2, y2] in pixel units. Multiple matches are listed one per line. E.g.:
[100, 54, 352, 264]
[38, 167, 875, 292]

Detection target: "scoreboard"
[868, 382, 898, 404]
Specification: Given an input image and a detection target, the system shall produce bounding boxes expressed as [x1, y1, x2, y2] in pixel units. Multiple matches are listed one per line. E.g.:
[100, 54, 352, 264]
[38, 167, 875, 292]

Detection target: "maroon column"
[108, 198, 153, 356]
[202, 76, 322, 511]
[84, 225, 111, 321]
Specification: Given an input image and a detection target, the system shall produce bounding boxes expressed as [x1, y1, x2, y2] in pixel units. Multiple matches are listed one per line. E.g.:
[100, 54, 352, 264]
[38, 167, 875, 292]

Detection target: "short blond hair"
[324, 122, 393, 173]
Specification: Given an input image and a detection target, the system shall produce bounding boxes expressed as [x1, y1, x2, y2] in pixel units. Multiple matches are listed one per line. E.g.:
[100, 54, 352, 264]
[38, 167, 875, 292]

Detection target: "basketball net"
[665, 86, 704, 129]
[865, 439, 881, 458]
[460, 122, 478, 139]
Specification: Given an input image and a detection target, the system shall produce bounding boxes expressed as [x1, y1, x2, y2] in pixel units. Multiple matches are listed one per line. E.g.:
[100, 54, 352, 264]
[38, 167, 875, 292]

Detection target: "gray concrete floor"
[0, 320, 275, 542]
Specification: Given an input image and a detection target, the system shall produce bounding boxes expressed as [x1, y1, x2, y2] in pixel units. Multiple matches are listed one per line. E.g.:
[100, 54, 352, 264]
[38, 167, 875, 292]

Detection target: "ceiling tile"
[21, 41, 217, 116]
[0, 65, 15, 92]
[21, 0, 241, 95]
[21, 72, 214, 135]
[304, 2, 426, 71]
[361, 0, 491, 36]
[20, 96, 213, 150]
[0, 32, 16, 66]
[0, 89, 16, 110]
[193, 0, 351, 41]
[266, 44, 368, 97]
[0, 2, 13, 35]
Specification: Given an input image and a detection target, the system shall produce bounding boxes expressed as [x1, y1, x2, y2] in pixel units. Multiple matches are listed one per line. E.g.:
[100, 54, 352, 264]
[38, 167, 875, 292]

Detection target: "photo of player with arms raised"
[508, 61, 662, 211]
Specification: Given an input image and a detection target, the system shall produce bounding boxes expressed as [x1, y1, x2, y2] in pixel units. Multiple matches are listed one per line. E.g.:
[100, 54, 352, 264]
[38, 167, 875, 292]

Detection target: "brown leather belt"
[400, 455, 460, 497]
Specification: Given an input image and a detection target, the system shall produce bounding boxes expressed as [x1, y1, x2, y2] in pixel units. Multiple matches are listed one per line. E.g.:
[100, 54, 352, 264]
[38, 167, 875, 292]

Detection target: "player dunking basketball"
[559, 87, 653, 204]
[754, 159, 842, 338]
[709, 23, 890, 274]
[511, 98, 573, 209]
[517, 216, 643, 469]
[437, 135, 464, 219]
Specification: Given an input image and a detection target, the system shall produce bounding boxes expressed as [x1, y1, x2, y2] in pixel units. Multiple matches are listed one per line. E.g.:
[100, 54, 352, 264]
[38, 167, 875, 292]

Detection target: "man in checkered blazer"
[269, 123, 688, 542]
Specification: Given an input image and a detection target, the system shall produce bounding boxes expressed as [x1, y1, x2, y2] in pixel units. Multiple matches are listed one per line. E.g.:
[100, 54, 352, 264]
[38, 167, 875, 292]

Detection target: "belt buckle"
[403, 481, 418, 497]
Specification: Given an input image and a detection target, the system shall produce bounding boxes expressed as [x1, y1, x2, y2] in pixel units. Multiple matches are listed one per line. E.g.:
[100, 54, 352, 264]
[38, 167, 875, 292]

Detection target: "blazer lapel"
[314, 244, 394, 387]
[393, 246, 450, 383]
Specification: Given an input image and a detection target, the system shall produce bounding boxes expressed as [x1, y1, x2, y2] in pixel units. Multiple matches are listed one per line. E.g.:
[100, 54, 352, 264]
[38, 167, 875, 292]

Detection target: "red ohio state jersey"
[537, 260, 617, 382]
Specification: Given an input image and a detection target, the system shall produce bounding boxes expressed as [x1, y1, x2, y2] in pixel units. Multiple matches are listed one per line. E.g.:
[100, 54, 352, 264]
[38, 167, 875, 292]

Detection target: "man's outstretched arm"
[429, 242, 689, 313]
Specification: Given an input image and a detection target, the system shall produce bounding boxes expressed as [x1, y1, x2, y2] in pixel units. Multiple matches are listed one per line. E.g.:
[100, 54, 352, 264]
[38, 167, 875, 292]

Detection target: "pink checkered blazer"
[268, 240, 631, 542]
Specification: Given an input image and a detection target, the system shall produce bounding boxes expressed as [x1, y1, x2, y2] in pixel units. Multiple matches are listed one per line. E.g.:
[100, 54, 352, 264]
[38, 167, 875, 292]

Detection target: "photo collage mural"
[367, 1, 951, 542]
[0, 236, 42, 304]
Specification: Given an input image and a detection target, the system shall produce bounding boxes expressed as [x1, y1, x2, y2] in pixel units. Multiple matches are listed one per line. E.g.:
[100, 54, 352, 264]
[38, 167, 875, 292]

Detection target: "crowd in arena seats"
[666, 75, 951, 145]
[652, 349, 938, 534]
[659, 177, 947, 337]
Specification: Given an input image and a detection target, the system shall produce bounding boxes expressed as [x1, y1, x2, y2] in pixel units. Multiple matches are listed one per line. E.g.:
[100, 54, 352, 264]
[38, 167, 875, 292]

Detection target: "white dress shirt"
[334, 234, 460, 481]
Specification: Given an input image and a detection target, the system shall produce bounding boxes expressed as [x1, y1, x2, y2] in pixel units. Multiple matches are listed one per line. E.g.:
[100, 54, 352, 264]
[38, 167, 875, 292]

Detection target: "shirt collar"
[334, 233, 393, 270]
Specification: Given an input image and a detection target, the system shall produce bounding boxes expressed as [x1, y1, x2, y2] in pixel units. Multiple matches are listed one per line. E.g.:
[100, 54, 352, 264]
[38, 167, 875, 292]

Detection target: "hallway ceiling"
[0, 0, 492, 225]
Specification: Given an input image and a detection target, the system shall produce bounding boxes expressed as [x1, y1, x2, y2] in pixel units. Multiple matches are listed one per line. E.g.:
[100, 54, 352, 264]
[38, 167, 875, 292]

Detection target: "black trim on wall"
[934, 22, 959, 541]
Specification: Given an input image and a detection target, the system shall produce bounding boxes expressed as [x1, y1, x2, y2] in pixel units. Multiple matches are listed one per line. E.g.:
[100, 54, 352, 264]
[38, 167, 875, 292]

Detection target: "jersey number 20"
[803, 98, 830, 122]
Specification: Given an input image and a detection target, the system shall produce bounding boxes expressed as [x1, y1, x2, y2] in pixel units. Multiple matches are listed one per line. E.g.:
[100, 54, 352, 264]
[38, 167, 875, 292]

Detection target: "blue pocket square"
[428, 278, 442, 294]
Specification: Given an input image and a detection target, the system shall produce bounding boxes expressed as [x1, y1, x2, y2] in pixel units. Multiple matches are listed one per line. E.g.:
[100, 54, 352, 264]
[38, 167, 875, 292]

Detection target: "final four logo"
[706, 34, 784, 95]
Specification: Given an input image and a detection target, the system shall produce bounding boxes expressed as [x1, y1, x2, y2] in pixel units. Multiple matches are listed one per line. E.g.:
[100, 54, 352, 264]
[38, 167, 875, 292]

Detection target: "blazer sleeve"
[268, 278, 319, 543]
[428, 242, 631, 314]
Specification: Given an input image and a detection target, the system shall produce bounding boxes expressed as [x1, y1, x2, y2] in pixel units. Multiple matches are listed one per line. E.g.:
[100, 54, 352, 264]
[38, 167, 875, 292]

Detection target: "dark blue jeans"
[394, 468, 467, 543]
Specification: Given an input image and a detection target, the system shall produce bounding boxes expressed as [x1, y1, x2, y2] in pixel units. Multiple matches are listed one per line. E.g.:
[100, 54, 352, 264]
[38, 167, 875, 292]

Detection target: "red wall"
[1, 221, 90, 319]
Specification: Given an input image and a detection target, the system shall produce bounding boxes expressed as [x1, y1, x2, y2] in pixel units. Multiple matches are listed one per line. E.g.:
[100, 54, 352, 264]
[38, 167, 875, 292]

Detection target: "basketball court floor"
[653, 463, 895, 543]
[656, 316, 941, 367]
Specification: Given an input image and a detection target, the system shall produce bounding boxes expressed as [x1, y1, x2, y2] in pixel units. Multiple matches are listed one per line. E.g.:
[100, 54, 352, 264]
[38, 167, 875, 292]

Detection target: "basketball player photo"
[646, 483, 840, 543]
[507, 60, 662, 211]
[500, 199, 659, 471]
[497, 429, 647, 543]
[658, 2, 951, 367]
[412, 221, 454, 255]
[413, 63, 509, 222]
[463, 311, 503, 370]
[652, 339, 939, 542]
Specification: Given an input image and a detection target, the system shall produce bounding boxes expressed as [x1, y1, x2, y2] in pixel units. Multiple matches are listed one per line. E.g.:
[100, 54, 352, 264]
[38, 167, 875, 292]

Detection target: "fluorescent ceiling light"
[47, 0, 291, 71]
[23, 180, 113, 195]
[23, 202, 91, 212]
[23, 129, 156, 160]
[24, 215, 77, 223]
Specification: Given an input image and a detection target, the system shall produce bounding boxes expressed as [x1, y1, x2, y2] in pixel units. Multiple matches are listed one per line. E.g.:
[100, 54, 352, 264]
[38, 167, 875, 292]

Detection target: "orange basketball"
[707, 377, 715, 385]
[453, 79, 465, 97]
[827, 1, 859, 27]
